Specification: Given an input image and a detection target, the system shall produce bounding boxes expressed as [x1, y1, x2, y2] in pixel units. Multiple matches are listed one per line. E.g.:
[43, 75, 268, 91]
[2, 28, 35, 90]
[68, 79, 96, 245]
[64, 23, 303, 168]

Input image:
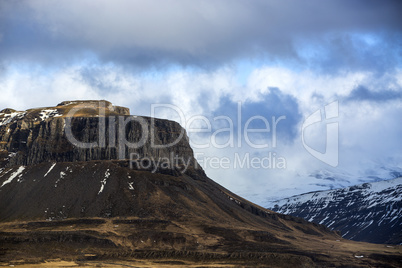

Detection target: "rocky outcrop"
[0, 101, 195, 169]
[57, 100, 130, 115]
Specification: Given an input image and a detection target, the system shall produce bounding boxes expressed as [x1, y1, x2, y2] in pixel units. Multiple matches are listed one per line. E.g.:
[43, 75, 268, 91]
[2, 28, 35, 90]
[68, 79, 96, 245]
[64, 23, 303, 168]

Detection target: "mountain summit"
[0, 100, 193, 168]
[0, 101, 401, 267]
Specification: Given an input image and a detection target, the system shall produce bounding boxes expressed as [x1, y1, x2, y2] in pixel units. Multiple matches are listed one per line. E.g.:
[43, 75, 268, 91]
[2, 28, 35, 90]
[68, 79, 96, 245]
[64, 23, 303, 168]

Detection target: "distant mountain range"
[307, 167, 402, 189]
[256, 166, 402, 208]
[270, 177, 402, 244]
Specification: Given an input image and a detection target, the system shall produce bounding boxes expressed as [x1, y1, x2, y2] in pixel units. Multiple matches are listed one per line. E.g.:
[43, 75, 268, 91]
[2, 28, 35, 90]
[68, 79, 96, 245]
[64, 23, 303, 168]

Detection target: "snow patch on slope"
[39, 109, 62, 121]
[0, 112, 26, 126]
[98, 169, 110, 194]
[44, 163, 57, 177]
[55, 171, 67, 187]
[1, 166, 25, 187]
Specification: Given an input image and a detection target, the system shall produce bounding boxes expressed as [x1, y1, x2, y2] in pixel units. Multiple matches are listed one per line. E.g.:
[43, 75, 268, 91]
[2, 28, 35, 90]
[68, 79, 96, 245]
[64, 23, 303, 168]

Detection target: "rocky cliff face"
[0, 100, 195, 169]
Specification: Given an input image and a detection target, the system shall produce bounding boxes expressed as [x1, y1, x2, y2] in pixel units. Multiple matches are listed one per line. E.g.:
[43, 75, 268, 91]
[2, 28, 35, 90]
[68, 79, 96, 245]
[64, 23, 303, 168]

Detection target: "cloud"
[345, 85, 402, 102]
[0, 61, 402, 205]
[1, 0, 402, 205]
[0, 62, 236, 116]
[211, 87, 302, 143]
[1, 0, 401, 71]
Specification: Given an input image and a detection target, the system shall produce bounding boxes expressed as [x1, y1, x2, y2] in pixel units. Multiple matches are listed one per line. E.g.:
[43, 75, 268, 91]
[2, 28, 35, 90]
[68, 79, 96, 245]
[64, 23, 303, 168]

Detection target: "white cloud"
[246, 67, 370, 112]
[0, 62, 401, 206]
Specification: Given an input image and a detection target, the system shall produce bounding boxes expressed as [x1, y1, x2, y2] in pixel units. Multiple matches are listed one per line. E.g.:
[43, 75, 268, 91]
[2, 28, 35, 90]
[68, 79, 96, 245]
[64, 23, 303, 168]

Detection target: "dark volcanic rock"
[0, 100, 195, 168]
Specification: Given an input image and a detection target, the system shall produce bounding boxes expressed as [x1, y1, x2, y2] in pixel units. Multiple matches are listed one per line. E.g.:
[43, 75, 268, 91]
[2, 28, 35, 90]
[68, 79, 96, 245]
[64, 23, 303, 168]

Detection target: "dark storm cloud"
[0, 3, 87, 65]
[345, 85, 402, 102]
[0, 0, 401, 71]
[298, 32, 402, 73]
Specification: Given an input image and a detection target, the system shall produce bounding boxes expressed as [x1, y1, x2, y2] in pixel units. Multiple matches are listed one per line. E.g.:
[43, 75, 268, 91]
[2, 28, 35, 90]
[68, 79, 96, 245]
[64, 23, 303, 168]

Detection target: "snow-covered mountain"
[307, 166, 402, 190]
[269, 177, 402, 244]
[255, 166, 402, 209]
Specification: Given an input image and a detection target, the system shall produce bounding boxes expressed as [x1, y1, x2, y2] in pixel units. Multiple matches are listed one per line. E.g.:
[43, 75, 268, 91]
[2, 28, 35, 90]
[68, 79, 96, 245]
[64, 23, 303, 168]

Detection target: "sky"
[1, 0, 402, 206]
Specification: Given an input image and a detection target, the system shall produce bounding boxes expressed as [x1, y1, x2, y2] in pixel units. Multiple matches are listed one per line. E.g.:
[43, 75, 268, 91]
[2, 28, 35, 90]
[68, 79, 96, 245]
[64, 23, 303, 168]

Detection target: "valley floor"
[0, 218, 401, 268]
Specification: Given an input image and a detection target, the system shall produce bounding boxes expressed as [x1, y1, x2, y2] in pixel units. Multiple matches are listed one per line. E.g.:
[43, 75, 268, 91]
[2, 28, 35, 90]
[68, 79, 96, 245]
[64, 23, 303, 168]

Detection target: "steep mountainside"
[271, 178, 402, 244]
[0, 101, 401, 267]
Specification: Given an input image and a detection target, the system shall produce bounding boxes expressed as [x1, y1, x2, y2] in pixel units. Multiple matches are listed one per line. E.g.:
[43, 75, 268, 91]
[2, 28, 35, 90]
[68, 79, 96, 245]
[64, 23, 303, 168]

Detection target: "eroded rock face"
[0, 101, 195, 168]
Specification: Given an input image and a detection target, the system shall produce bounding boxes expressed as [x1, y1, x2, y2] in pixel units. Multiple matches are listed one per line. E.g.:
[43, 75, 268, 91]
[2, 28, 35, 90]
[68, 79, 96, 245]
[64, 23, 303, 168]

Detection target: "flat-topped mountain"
[0, 100, 194, 168]
[0, 101, 401, 267]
